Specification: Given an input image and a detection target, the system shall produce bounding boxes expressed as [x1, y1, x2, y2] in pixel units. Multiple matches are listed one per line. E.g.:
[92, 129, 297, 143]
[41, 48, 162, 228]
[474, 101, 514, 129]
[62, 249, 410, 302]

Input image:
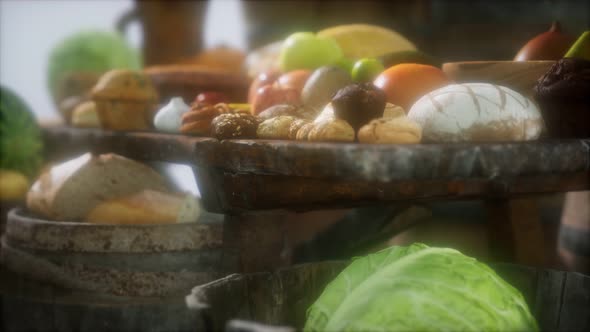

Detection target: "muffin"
[91, 69, 158, 131]
[534, 58, 590, 138]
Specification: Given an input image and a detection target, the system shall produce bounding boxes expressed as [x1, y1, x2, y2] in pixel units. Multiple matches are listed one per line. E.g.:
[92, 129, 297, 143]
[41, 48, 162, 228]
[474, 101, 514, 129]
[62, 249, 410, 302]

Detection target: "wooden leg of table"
[486, 198, 546, 266]
[224, 212, 290, 273]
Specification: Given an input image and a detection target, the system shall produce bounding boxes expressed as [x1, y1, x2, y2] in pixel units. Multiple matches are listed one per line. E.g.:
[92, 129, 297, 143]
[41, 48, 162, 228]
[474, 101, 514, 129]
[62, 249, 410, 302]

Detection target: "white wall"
[0, 0, 245, 121]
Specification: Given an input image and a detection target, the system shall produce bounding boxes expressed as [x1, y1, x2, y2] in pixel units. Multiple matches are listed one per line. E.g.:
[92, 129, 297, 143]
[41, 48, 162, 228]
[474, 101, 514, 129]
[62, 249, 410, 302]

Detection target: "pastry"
[257, 104, 299, 120]
[257, 115, 297, 139]
[180, 103, 221, 135]
[289, 119, 311, 140]
[358, 117, 422, 144]
[296, 122, 316, 141]
[91, 69, 158, 131]
[181, 102, 250, 136]
[383, 103, 406, 118]
[407, 83, 544, 142]
[27, 153, 169, 221]
[211, 113, 259, 140]
[308, 118, 355, 142]
[331, 83, 386, 130]
[71, 101, 100, 128]
[86, 190, 200, 225]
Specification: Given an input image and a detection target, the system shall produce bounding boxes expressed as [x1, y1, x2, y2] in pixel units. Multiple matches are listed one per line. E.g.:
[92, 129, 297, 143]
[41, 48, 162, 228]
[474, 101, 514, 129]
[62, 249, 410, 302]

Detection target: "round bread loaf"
[407, 83, 544, 142]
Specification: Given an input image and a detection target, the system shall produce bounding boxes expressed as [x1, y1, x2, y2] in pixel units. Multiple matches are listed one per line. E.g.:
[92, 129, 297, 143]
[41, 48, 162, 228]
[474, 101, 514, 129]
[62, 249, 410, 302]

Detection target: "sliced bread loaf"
[27, 153, 169, 221]
[85, 190, 201, 225]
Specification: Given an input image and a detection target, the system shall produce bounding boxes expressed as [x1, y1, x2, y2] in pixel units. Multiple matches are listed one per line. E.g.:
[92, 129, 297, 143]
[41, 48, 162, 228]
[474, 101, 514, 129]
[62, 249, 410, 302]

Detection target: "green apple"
[351, 58, 385, 82]
[279, 32, 343, 72]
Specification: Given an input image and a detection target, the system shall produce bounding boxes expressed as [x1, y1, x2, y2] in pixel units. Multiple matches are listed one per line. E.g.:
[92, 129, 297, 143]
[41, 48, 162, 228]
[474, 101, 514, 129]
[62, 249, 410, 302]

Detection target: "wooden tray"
[42, 126, 590, 213]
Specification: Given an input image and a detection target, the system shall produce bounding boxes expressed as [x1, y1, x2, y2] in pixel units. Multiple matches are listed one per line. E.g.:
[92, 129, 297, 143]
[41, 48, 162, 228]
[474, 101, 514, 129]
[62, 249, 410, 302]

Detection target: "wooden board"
[42, 127, 590, 213]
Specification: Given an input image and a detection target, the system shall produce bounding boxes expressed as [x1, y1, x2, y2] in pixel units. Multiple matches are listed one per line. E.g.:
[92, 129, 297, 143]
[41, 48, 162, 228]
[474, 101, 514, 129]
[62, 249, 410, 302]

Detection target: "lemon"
[0, 169, 29, 201]
[317, 24, 417, 59]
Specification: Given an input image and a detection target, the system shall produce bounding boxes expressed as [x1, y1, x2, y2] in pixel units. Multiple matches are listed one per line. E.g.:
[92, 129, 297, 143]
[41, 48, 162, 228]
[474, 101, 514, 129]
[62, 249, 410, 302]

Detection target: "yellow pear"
[0, 170, 29, 201]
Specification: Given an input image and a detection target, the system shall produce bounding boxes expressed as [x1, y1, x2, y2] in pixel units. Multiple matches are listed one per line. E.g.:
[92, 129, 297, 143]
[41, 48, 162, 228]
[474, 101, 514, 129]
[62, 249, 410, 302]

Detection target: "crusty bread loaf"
[86, 190, 200, 225]
[27, 153, 169, 221]
[407, 83, 544, 142]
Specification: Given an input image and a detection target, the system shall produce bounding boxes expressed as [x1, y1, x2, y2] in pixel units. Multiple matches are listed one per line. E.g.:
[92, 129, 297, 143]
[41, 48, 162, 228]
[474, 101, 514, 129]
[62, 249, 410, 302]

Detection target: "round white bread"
[407, 83, 544, 142]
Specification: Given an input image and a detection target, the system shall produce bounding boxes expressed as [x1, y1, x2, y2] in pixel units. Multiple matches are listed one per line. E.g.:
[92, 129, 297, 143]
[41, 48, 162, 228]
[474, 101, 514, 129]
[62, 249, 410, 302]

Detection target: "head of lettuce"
[47, 30, 141, 106]
[305, 243, 538, 332]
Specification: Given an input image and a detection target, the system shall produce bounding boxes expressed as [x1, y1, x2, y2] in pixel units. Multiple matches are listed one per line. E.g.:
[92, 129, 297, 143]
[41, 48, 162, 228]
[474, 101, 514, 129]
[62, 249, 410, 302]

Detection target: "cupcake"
[534, 31, 590, 138]
[91, 69, 158, 131]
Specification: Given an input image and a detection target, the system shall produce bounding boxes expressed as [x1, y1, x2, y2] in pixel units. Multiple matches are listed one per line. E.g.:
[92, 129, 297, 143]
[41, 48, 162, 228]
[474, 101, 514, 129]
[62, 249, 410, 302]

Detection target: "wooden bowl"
[144, 65, 251, 104]
[442, 61, 555, 96]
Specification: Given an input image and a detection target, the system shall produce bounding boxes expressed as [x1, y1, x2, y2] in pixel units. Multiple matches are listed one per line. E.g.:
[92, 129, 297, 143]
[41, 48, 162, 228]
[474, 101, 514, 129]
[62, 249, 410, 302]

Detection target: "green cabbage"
[305, 243, 538, 332]
[47, 30, 141, 100]
[0, 86, 43, 177]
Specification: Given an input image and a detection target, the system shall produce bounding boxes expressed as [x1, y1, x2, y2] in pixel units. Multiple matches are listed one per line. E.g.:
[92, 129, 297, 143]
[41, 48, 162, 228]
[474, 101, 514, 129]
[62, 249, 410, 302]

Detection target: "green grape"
[351, 58, 385, 82]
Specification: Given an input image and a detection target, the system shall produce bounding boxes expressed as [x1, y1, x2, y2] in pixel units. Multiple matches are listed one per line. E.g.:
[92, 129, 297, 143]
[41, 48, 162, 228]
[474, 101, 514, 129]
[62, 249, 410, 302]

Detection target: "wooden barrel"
[187, 262, 590, 332]
[559, 191, 590, 274]
[0, 265, 203, 331]
[1, 208, 236, 297]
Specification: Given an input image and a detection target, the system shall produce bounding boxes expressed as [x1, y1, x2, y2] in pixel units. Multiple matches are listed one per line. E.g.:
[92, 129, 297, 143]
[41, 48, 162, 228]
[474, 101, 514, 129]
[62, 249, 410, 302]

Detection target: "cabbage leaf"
[305, 243, 538, 332]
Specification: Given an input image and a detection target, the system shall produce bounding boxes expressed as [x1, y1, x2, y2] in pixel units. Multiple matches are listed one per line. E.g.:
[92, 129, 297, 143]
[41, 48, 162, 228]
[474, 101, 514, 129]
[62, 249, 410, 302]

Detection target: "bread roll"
[308, 118, 355, 142]
[358, 117, 422, 144]
[86, 190, 200, 225]
[407, 83, 544, 142]
[256, 116, 297, 139]
[71, 101, 100, 128]
[27, 153, 169, 221]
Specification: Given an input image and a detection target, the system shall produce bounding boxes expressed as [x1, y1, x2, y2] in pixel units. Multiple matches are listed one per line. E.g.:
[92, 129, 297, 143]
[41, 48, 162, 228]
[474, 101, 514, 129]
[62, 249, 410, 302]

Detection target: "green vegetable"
[47, 30, 141, 101]
[0, 86, 43, 177]
[305, 243, 538, 332]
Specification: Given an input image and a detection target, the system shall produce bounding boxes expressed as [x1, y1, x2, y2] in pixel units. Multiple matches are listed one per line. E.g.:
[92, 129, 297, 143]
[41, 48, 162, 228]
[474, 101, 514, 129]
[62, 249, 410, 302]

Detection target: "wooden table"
[41, 127, 590, 268]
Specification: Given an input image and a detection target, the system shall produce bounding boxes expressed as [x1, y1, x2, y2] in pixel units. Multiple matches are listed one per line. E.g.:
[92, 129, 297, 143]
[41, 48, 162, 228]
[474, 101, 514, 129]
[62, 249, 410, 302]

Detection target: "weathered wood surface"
[206, 139, 590, 182]
[0, 267, 201, 332]
[2, 208, 232, 297]
[41, 126, 213, 164]
[42, 127, 590, 213]
[187, 262, 590, 332]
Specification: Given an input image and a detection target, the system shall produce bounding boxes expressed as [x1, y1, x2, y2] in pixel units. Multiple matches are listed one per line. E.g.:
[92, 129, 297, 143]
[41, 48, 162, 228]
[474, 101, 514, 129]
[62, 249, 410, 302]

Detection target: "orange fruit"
[373, 64, 450, 111]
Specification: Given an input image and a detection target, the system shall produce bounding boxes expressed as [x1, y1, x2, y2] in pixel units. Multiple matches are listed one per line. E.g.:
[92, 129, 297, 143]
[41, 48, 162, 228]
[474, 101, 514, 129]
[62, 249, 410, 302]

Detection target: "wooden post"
[223, 212, 290, 273]
[486, 198, 546, 266]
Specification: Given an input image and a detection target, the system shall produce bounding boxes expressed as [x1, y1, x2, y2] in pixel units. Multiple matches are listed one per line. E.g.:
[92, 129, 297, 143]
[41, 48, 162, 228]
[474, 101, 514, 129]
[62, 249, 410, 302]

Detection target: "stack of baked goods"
[26, 153, 200, 225]
[61, 23, 588, 142]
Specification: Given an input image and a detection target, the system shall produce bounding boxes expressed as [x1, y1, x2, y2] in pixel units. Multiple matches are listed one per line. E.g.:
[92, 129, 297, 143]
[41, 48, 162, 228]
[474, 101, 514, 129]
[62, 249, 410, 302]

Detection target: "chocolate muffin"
[331, 83, 386, 131]
[534, 58, 590, 138]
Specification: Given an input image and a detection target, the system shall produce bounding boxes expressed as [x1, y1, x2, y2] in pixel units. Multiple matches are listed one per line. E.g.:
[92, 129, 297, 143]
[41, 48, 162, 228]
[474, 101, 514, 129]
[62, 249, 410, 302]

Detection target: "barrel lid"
[5, 208, 224, 253]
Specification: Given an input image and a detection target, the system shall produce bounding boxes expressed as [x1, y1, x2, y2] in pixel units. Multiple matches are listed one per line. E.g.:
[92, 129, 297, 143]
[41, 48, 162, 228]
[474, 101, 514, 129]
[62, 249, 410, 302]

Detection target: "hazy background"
[0, 0, 245, 121]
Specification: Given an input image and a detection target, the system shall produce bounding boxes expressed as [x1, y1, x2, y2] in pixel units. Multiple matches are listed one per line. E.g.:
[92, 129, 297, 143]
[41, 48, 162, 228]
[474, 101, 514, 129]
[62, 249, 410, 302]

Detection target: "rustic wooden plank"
[206, 139, 590, 181]
[534, 269, 566, 331]
[211, 172, 588, 213]
[557, 272, 590, 331]
[42, 126, 214, 164]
